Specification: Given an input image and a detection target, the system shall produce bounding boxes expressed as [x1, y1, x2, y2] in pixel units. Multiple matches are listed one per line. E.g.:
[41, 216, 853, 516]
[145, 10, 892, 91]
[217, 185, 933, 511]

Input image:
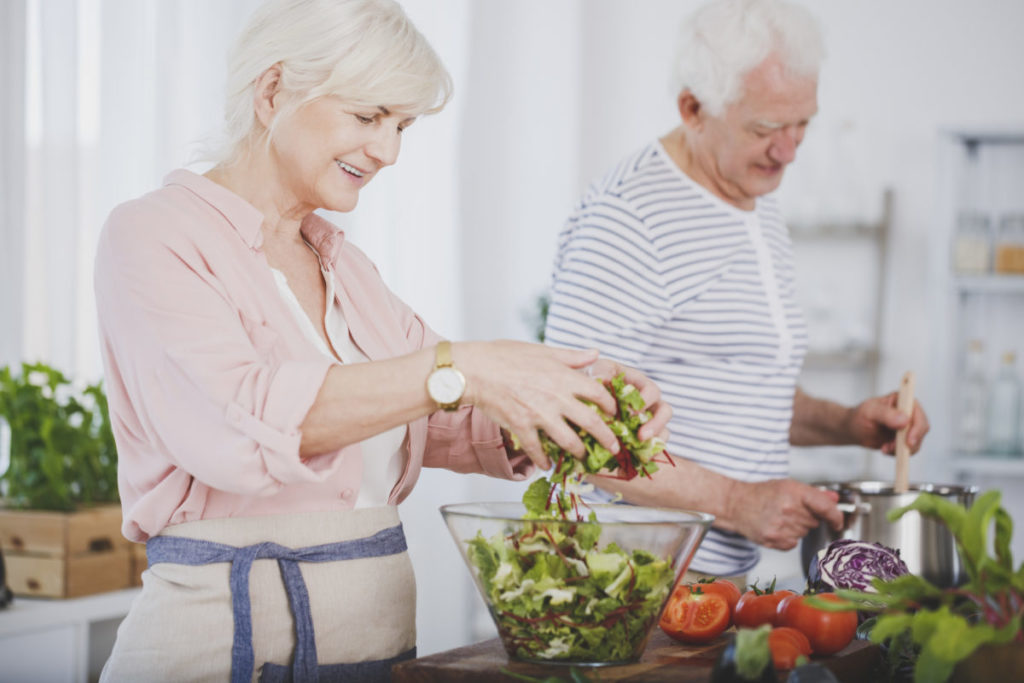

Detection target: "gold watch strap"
[435, 340, 453, 369]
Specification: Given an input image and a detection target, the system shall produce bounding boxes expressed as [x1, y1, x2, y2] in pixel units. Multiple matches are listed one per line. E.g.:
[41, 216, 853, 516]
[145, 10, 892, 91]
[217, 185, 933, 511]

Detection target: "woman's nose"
[366, 128, 401, 167]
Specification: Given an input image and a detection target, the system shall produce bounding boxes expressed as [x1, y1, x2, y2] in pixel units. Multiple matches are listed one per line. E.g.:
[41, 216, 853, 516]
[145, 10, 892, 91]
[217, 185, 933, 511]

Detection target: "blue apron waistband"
[147, 523, 409, 683]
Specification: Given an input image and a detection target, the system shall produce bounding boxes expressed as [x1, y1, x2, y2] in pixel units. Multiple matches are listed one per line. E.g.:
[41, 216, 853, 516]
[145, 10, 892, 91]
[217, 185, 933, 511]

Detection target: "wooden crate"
[0, 504, 137, 599]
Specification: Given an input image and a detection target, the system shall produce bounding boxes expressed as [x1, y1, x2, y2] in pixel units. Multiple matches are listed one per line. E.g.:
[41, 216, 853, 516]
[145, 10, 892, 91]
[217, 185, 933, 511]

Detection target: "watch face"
[428, 367, 466, 404]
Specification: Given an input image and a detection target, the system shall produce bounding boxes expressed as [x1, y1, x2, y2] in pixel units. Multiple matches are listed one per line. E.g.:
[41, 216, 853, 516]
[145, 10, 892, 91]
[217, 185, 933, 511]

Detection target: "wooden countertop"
[392, 628, 884, 682]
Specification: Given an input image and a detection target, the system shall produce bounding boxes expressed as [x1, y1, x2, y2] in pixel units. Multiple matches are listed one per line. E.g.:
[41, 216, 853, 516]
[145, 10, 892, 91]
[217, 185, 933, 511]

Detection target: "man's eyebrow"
[753, 120, 785, 130]
[378, 106, 391, 115]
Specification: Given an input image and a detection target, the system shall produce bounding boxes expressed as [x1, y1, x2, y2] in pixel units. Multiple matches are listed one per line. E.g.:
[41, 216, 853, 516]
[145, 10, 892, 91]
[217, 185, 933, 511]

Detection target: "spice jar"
[952, 211, 991, 274]
[994, 213, 1024, 275]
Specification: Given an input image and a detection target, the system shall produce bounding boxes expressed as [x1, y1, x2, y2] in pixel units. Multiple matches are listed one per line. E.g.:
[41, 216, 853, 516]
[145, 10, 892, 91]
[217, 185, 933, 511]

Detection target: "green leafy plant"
[810, 490, 1023, 682]
[0, 362, 118, 511]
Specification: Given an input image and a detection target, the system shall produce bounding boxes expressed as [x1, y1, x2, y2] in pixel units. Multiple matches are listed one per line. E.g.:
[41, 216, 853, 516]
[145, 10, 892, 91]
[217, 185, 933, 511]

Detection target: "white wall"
[435, 0, 1024, 649]
[6, 0, 1024, 661]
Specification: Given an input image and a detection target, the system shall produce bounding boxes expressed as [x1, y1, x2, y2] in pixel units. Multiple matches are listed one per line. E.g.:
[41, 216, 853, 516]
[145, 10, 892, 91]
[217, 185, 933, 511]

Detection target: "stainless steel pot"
[800, 481, 979, 588]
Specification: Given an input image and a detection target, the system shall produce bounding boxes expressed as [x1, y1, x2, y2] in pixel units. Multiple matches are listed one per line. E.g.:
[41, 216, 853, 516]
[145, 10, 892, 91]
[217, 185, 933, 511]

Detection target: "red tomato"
[768, 638, 803, 671]
[690, 578, 742, 624]
[733, 583, 797, 629]
[659, 587, 731, 644]
[775, 593, 858, 656]
[768, 626, 812, 669]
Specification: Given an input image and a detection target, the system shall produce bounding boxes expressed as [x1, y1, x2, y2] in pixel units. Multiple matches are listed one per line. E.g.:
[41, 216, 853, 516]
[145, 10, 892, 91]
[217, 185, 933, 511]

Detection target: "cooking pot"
[800, 481, 979, 588]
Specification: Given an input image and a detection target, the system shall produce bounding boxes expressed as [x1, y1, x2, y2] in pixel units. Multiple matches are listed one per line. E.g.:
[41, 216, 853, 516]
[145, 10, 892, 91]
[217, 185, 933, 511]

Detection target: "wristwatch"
[426, 340, 466, 411]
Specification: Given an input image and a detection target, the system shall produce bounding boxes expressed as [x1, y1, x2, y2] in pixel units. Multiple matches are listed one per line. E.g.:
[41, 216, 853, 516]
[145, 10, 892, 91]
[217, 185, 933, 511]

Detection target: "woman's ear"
[253, 64, 283, 129]
[677, 91, 704, 131]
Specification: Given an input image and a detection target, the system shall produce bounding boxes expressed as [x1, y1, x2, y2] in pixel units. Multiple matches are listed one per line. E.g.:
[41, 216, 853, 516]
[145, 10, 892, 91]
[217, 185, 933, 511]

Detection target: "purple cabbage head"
[808, 539, 910, 593]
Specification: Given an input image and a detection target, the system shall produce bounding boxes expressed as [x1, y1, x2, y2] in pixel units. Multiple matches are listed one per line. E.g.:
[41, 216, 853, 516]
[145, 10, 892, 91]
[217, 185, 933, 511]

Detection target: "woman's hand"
[585, 357, 672, 443]
[454, 341, 629, 470]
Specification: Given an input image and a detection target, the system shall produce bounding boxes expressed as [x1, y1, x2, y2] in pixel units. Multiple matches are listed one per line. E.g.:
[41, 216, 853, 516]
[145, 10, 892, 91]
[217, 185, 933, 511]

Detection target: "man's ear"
[677, 91, 704, 131]
[253, 64, 284, 130]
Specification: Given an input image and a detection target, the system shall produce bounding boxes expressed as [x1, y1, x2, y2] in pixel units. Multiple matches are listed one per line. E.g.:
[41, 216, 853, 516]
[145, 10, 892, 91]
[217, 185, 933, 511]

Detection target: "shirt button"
[341, 489, 354, 500]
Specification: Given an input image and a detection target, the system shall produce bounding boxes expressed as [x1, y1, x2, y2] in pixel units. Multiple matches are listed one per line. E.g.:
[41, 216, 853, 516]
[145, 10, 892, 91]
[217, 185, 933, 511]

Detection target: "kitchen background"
[1, 0, 1023, 668]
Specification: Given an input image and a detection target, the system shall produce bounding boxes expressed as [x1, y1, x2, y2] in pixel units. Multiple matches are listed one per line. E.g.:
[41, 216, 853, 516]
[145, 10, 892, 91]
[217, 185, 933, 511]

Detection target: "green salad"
[465, 375, 676, 662]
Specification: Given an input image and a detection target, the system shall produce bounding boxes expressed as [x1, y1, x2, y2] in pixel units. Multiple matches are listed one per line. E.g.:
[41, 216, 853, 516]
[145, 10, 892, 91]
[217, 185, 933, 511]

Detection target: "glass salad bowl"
[440, 502, 713, 666]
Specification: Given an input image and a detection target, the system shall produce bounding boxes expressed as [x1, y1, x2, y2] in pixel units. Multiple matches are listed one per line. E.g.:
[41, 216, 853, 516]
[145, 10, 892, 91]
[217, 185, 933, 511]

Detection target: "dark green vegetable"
[711, 626, 779, 683]
[807, 490, 1024, 683]
[785, 661, 840, 683]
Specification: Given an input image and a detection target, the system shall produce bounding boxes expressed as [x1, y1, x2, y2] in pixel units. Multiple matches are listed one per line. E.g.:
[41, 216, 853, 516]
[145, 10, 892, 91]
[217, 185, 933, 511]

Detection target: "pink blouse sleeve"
[95, 200, 337, 496]
[348, 246, 534, 482]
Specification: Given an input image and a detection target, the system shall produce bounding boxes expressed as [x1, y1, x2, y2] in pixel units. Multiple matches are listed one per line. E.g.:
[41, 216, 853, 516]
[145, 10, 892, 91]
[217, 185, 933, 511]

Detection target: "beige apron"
[100, 506, 416, 682]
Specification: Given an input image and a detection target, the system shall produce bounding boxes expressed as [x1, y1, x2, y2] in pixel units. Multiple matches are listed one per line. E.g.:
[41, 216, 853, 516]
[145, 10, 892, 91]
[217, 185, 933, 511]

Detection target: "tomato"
[690, 578, 742, 624]
[733, 582, 797, 629]
[768, 626, 812, 669]
[775, 593, 857, 656]
[768, 637, 803, 671]
[659, 586, 731, 644]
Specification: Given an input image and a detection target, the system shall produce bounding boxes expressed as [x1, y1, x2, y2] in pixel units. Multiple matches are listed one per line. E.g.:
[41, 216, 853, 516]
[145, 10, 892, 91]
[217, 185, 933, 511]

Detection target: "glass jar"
[985, 351, 1022, 457]
[958, 339, 987, 454]
[994, 213, 1024, 275]
[952, 211, 991, 274]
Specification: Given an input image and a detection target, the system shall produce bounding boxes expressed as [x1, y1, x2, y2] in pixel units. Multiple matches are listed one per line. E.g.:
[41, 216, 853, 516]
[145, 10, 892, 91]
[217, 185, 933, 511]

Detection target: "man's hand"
[845, 392, 930, 455]
[790, 387, 930, 454]
[724, 479, 842, 550]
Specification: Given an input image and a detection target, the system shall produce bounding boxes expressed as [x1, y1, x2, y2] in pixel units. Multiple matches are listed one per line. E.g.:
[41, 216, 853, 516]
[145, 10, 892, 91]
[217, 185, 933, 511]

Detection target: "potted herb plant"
[813, 489, 1024, 682]
[0, 362, 136, 598]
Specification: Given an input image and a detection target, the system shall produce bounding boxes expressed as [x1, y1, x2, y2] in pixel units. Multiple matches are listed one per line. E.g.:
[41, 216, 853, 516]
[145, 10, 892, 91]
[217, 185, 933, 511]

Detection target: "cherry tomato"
[768, 638, 803, 671]
[775, 593, 858, 656]
[768, 626, 812, 669]
[659, 587, 731, 644]
[690, 578, 742, 624]
[733, 581, 797, 629]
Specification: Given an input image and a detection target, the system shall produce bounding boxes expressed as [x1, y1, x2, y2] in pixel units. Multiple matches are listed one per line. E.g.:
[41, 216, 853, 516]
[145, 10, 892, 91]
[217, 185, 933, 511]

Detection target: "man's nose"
[768, 130, 799, 165]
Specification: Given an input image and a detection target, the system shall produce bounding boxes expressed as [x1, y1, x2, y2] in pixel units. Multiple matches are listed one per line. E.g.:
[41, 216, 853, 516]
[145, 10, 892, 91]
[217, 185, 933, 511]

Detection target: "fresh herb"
[711, 625, 778, 683]
[509, 373, 672, 521]
[808, 490, 1024, 683]
[0, 362, 118, 511]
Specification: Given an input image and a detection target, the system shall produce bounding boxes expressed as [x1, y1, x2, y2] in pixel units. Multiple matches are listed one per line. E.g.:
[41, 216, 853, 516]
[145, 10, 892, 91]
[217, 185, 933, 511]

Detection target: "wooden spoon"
[893, 371, 916, 494]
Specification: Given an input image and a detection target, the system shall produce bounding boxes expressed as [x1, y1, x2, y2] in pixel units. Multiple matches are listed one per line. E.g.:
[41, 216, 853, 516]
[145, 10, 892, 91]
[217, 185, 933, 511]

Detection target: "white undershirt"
[269, 256, 407, 508]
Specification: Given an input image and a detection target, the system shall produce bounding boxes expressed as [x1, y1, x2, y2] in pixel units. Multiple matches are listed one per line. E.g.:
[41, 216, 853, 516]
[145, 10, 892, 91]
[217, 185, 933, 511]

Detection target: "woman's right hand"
[453, 341, 622, 470]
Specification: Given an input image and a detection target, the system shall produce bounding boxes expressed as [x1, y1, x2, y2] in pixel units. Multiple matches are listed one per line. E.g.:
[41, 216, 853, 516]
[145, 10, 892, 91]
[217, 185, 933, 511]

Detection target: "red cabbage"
[808, 539, 909, 593]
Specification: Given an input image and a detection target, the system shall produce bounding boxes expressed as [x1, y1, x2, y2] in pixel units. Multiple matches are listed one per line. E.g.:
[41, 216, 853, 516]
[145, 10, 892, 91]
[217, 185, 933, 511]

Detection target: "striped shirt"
[544, 140, 808, 575]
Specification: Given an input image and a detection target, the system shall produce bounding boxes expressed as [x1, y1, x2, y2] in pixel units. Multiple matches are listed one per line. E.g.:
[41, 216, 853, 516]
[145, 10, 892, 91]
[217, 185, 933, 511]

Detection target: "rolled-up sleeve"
[367, 259, 534, 482]
[96, 200, 337, 496]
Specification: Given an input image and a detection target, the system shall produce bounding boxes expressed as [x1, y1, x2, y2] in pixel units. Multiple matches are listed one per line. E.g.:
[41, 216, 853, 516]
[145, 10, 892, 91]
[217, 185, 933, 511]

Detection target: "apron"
[101, 507, 416, 682]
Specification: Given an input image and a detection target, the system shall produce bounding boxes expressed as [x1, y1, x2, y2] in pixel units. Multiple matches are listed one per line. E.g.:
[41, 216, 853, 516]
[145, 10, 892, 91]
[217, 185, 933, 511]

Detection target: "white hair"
[207, 0, 452, 165]
[672, 0, 825, 117]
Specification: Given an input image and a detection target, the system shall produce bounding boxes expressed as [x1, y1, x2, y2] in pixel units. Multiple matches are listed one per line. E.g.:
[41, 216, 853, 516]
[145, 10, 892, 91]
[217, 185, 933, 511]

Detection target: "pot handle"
[837, 502, 871, 515]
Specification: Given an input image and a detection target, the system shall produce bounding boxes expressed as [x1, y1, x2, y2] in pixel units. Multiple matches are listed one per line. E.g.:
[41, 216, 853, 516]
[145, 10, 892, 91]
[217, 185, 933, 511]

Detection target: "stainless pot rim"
[810, 480, 980, 497]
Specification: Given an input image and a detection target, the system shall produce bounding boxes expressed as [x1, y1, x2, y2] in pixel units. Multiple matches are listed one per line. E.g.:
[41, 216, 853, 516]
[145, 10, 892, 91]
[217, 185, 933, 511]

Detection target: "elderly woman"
[94, 0, 669, 681]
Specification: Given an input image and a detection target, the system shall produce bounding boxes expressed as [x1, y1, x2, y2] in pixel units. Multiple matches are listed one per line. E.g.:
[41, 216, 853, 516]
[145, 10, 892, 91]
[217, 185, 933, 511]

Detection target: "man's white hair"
[208, 0, 452, 165]
[672, 0, 825, 117]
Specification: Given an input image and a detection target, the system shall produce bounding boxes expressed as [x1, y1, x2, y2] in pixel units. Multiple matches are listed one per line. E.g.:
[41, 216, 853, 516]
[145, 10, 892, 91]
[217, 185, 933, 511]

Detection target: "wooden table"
[392, 629, 884, 682]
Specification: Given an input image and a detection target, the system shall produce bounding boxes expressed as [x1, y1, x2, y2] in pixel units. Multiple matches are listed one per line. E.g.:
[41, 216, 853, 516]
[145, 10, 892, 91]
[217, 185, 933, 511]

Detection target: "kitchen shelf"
[954, 274, 1024, 294]
[952, 455, 1024, 477]
[789, 222, 885, 240]
[803, 347, 880, 371]
[933, 129, 1024, 483]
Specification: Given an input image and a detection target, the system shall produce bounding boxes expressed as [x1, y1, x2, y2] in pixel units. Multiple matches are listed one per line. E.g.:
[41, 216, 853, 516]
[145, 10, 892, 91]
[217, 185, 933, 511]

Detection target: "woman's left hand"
[585, 358, 672, 443]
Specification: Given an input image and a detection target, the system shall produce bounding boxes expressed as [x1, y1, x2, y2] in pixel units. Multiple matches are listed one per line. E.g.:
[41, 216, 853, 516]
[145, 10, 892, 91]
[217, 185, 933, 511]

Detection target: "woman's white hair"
[208, 0, 452, 165]
[672, 0, 825, 117]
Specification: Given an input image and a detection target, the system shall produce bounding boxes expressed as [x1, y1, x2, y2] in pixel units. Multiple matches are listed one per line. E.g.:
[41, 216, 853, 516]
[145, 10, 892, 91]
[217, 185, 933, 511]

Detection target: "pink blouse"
[94, 170, 533, 542]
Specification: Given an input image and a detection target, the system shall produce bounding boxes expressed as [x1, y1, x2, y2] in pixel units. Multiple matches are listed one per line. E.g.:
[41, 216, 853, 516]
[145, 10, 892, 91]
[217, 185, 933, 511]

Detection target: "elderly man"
[544, 0, 930, 583]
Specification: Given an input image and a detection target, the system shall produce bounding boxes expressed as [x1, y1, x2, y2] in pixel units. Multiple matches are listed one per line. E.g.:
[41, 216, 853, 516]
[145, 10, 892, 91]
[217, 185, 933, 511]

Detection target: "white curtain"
[1, 0, 27, 368]
[6, 0, 473, 383]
